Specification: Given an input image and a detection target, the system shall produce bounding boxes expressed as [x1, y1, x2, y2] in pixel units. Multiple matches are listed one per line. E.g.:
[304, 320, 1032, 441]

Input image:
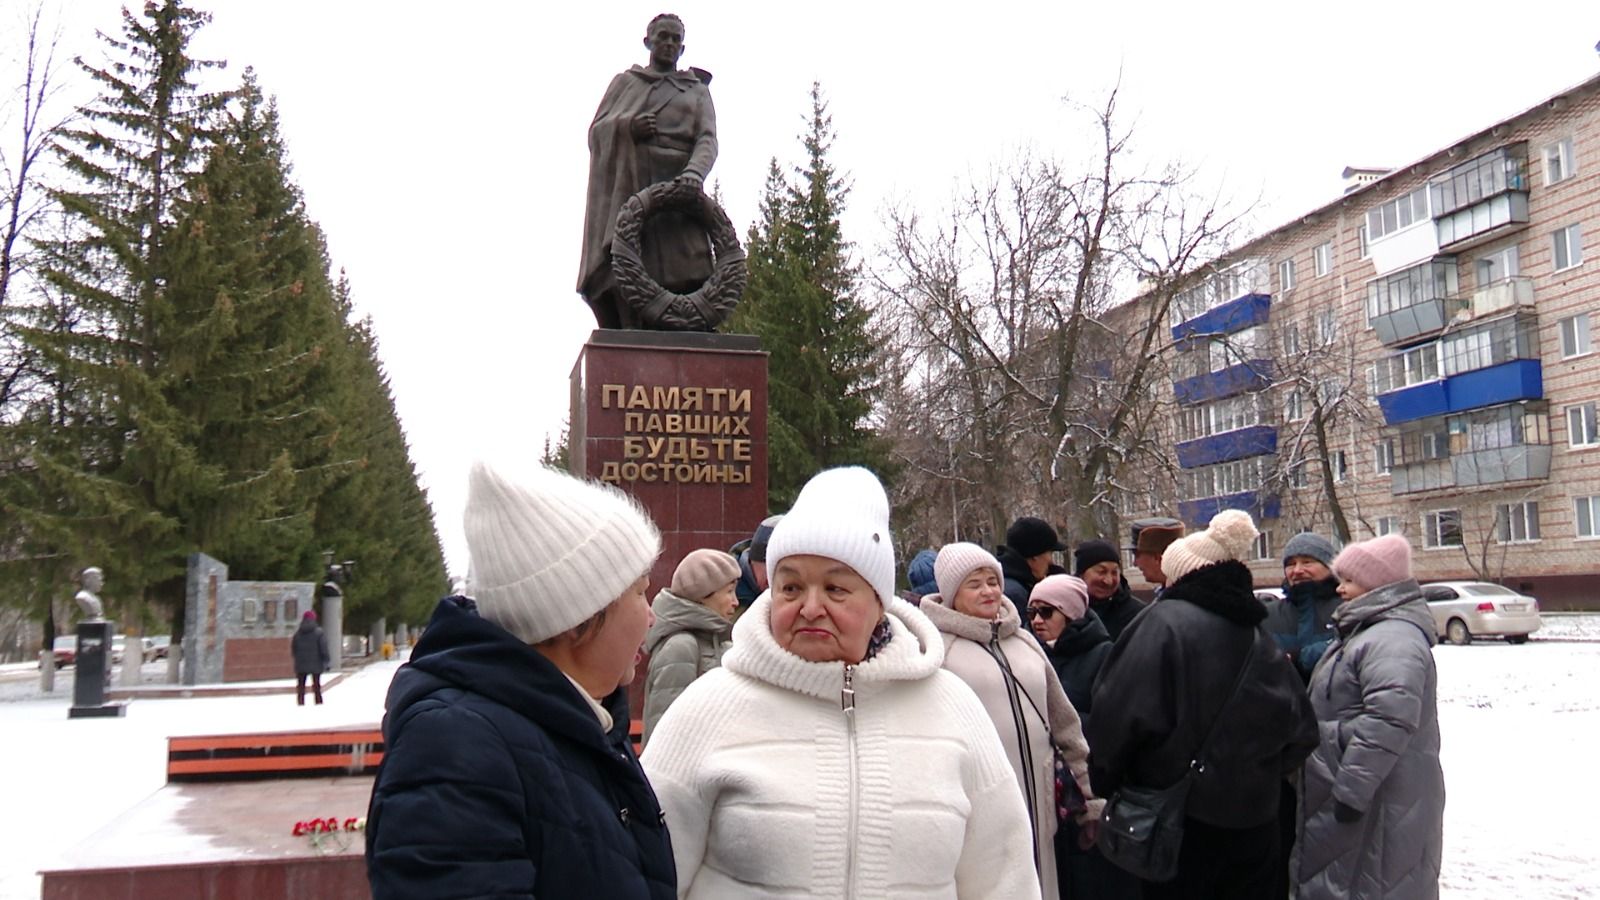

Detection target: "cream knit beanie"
[1161, 509, 1259, 584]
[464, 461, 661, 644]
[670, 548, 741, 600]
[764, 467, 896, 605]
[933, 542, 1004, 604]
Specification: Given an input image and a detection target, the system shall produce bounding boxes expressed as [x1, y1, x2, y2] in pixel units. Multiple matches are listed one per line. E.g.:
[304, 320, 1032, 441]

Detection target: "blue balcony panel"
[1378, 359, 1543, 426]
[1173, 360, 1274, 406]
[1175, 425, 1279, 469]
[1444, 359, 1542, 413]
[1377, 381, 1449, 425]
[1179, 491, 1282, 527]
[1173, 292, 1272, 345]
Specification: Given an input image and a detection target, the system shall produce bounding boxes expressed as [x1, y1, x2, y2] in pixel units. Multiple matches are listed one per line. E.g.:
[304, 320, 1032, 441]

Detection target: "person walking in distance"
[292, 610, 330, 705]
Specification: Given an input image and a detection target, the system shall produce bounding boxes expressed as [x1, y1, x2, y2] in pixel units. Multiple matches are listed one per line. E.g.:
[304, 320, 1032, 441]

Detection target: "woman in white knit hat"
[919, 542, 1099, 900]
[1086, 509, 1316, 900]
[640, 547, 741, 745]
[643, 467, 1041, 898]
[367, 462, 674, 899]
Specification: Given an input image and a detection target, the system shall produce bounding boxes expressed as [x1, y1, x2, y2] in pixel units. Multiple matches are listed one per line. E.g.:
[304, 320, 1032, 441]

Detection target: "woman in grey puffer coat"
[641, 548, 739, 745]
[1296, 534, 1443, 900]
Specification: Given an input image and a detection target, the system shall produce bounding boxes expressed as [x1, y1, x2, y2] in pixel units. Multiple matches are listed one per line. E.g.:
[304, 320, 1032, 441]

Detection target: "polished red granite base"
[39, 776, 373, 899]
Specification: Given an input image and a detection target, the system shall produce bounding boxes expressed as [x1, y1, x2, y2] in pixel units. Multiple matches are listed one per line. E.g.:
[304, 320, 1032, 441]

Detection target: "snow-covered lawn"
[2, 633, 1598, 898]
[0, 655, 403, 900]
[1435, 637, 1600, 899]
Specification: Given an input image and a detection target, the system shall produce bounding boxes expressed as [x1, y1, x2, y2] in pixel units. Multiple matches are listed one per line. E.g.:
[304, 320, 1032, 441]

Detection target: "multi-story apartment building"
[1126, 72, 1600, 608]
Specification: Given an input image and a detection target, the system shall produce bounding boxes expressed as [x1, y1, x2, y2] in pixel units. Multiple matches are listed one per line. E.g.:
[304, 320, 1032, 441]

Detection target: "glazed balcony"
[1391, 444, 1553, 495]
[1178, 491, 1281, 527]
[1375, 313, 1541, 426]
[1172, 292, 1272, 344]
[1175, 425, 1278, 469]
[1431, 145, 1530, 253]
[1377, 359, 1542, 425]
[1387, 402, 1552, 495]
[1173, 359, 1274, 406]
[1365, 258, 1463, 347]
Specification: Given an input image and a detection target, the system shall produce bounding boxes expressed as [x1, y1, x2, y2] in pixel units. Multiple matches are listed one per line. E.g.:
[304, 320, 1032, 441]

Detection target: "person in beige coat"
[921, 541, 1101, 900]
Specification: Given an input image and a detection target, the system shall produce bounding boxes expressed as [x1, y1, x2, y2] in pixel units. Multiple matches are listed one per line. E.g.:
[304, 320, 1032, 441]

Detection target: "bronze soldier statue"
[578, 14, 718, 330]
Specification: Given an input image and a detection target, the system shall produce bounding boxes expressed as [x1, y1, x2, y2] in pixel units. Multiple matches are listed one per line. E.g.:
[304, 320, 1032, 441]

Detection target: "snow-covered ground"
[0, 654, 404, 900]
[2, 629, 1598, 898]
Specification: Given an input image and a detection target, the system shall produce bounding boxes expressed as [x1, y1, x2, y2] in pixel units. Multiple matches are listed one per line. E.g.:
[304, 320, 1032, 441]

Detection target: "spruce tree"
[8, 0, 229, 623]
[311, 279, 447, 630]
[727, 84, 888, 509]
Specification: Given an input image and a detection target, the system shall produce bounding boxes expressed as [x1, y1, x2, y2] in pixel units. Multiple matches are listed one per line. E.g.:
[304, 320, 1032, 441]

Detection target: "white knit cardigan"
[642, 592, 1042, 899]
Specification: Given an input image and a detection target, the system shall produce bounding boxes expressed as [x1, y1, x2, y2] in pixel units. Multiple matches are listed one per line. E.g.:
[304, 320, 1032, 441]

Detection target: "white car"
[1254, 586, 1285, 605]
[1420, 581, 1543, 645]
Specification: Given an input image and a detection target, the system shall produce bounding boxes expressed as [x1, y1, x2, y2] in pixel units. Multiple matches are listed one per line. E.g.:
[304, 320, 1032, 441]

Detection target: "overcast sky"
[6, 0, 1599, 574]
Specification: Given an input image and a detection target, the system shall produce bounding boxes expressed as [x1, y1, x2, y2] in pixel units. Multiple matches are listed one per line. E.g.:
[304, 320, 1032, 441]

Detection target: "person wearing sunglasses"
[1029, 578, 1140, 900]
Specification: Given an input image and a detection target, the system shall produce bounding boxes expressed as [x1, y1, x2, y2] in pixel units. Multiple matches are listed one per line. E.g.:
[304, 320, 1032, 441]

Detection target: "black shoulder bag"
[1096, 627, 1260, 883]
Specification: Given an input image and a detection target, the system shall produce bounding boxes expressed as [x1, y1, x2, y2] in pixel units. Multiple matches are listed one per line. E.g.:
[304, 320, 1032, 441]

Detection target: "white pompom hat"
[1161, 509, 1259, 584]
[464, 461, 661, 644]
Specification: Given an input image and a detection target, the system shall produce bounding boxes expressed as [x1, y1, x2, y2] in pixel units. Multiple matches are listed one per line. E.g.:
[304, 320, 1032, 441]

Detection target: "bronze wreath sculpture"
[611, 180, 747, 331]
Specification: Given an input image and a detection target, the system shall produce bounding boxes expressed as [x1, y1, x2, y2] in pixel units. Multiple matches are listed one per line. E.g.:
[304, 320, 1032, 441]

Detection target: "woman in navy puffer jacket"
[366, 462, 674, 899]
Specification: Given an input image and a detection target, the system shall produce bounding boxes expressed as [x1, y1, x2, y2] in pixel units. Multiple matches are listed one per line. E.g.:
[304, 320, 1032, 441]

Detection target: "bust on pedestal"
[69, 566, 126, 719]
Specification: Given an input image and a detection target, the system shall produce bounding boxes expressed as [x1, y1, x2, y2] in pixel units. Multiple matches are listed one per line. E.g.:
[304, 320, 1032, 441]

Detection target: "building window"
[1315, 310, 1338, 345]
[1576, 496, 1600, 539]
[1495, 501, 1540, 543]
[1289, 462, 1310, 488]
[1559, 313, 1592, 359]
[1279, 258, 1296, 292]
[1329, 450, 1349, 483]
[1553, 224, 1583, 272]
[1376, 515, 1401, 536]
[1357, 225, 1370, 260]
[1375, 439, 1395, 474]
[1543, 138, 1575, 185]
[1314, 241, 1333, 277]
[1476, 246, 1520, 284]
[1569, 403, 1600, 448]
[1284, 322, 1302, 355]
[1366, 186, 1430, 242]
[1423, 510, 1463, 549]
[241, 598, 259, 623]
[1284, 389, 1305, 422]
[1251, 530, 1272, 561]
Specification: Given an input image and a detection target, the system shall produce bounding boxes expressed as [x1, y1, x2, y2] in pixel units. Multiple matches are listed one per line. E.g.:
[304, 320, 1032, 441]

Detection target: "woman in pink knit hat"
[1295, 534, 1443, 900]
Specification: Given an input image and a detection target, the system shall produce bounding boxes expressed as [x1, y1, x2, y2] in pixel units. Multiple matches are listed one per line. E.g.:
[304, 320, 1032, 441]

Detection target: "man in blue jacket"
[366, 462, 675, 899]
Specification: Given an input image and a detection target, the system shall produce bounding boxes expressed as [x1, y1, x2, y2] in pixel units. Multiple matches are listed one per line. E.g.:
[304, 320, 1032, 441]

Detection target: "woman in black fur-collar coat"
[1086, 510, 1317, 900]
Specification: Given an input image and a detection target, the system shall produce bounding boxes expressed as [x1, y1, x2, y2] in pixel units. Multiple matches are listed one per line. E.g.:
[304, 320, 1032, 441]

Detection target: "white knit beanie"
[463, 461, 661, 644]
[933, 542, 1004, 604]
[764, 466, 896, 605]
[1161, 509, 1259, 584]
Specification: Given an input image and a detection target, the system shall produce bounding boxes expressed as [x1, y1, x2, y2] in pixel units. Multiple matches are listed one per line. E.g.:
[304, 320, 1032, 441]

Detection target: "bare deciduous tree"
[1, 4, 70, 413]
[873, 85, 1248, 546]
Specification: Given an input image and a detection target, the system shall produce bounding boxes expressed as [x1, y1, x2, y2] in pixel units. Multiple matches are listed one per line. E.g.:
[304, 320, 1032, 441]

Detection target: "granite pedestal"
[69, 621, 126, 719]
